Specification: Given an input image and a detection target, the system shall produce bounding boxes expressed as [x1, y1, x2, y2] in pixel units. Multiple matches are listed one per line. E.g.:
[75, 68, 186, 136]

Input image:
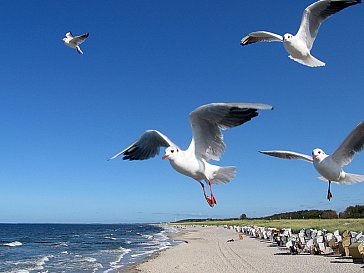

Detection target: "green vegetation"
[339, 205, 364, 218]
[172, 218, 364, 233]
[260, 209, 338, 220]
[173, 206, 364, 233]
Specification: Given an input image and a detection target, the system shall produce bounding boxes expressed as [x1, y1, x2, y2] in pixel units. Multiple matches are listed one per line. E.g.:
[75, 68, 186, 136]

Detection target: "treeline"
[174, 205, 364, 223]
[260, 210, 338, 220]
[339, 205, 364, 218]
[261, 205, 364, 220]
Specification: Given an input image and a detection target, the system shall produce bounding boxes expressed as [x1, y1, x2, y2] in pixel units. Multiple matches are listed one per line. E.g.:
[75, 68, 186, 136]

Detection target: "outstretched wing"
[260, 150, 313, 163]
[188, 103, 273, 161]
[240, 31, 283, 46]
[72, 33, 89, 45]
[109, 130, 177, 161]
[65, 32, 73, 38]
[296, 0, 361, 50]
[331, 121, 364, 166]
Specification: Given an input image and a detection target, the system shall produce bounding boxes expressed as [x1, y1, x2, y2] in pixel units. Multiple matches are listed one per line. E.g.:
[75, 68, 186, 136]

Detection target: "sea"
[0, 223, 178, 273]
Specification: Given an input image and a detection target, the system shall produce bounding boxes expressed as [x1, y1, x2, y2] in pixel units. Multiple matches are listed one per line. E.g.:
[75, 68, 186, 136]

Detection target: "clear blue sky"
[0, 0, 363, 223]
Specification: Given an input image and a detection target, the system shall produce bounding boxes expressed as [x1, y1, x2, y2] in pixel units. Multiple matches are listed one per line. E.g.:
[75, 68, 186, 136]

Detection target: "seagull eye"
[318, 151, 321, 154]
[171, 150, 174, 153]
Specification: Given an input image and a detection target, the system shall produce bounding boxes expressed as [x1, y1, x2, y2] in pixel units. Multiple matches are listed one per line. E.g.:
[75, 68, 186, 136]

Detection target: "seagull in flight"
[260, 121, 364, 200]
[109, 102, 273, 207]
[62, 32, 89, 54]
[240, 0, 361, 67]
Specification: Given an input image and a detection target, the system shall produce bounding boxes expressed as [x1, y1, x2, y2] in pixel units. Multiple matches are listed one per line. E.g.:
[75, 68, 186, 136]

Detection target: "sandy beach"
[121, 225, 364, 273]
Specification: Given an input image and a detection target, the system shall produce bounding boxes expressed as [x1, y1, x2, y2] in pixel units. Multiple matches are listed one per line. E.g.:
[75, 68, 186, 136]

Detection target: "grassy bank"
[172, 218, 364, 233]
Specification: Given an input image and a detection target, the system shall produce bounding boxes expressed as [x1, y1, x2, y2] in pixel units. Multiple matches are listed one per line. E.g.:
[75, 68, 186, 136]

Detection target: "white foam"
[3, 241, 23, 247]
[130, 250, 155, 258]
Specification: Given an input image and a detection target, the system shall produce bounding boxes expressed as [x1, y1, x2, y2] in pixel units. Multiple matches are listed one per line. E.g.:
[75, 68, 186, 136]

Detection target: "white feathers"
[260, 121, 364, 185]
[62, 32, 89, 55]
[240, 0, 361, 67]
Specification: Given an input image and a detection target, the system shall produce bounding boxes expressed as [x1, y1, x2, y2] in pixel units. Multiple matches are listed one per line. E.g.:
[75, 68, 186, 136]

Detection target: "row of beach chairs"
[225, 225, 364, 262]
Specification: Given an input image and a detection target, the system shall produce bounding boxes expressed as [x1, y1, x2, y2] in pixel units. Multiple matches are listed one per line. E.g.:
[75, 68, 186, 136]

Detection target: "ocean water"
[0, 223, 177, 273]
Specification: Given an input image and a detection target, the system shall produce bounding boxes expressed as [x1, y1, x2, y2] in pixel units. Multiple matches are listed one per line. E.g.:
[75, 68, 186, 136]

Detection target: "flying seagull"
[62, 32, 89, 54]
[260, 121, 364, 200]
[240, 0, 361, 67]
[109, 102, 273, 207]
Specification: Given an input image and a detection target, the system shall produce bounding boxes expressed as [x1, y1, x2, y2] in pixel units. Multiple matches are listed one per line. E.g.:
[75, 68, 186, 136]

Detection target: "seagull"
[240, 0, 361, 67]
[260, 121, 364, 201]
[62, 32, 89, 54]
[109, 102, 273, 207]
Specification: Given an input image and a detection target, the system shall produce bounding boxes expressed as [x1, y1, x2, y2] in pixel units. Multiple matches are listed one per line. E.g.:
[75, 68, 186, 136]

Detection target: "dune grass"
[172, 218, 364, 233]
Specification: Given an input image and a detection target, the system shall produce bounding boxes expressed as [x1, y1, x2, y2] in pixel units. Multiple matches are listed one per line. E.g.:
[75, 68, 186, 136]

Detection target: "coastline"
[117, 224, 189, 273]
[118, 225, 363, 273]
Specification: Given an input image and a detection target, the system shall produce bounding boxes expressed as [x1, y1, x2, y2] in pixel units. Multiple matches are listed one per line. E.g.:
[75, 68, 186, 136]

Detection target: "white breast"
[169, 152, 205, 181]
[283, 37, 309, 58]
[313, 157, 341, 181]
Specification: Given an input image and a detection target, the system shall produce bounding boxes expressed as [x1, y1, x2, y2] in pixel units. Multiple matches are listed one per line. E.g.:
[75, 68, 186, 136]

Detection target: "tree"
[240, 213, 247, 219]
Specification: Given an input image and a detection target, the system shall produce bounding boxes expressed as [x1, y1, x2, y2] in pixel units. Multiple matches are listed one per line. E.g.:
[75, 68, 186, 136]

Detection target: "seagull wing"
[240, 31, 283, 46]
[260, 150, 313, 163]
[296, 0, 361, 50]
[109, 130, 177, 161]
[65, 32, 73, 38]
[331, 121, 364, 166]
[188, 103, 273, 161]
[71, 33, 89, 45]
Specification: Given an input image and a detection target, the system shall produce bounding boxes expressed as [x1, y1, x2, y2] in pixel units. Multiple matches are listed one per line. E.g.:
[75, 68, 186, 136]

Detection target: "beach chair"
[342, 231, 351, 256]
[348, 242, 364, 262]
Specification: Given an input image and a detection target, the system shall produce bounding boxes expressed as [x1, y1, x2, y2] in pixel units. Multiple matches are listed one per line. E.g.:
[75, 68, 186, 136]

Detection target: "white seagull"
[62, 32, 89, 54]
[240, 0, 361, 67]
[109, 102, 273, 207]
[260, 121, 364, 200]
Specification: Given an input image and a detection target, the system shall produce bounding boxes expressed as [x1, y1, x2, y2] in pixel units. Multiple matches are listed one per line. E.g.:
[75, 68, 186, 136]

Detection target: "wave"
[3, 241, 23, 247]
[130, 250, 155, 258]
[9, 255, 52, 273]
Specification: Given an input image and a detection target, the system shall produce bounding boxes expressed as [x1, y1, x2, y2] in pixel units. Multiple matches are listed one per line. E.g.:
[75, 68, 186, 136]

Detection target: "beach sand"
[120, 225, 363, 273]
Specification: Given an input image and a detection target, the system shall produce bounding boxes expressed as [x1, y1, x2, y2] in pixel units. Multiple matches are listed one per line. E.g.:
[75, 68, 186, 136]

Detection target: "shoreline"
[118, 225, 363, 273]
[117, 224, 190, 273]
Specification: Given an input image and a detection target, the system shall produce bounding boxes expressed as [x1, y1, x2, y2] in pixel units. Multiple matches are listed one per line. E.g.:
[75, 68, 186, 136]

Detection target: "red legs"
[327, 180, 333, 201]
[199, 182, 214, 207]
[208, 180, 217, 205]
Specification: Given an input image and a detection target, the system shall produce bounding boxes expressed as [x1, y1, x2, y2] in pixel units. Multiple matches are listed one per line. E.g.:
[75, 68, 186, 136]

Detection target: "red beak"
[313, 155, 317, 159]
[162, 155, 169, 160]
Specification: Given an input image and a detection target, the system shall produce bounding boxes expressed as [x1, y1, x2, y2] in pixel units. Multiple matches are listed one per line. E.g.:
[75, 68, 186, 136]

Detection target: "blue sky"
[0, 0, 363, 223]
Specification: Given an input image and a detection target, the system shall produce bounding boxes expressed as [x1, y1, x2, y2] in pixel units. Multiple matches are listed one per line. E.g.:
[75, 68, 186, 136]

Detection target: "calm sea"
[0, 223, 177, 273]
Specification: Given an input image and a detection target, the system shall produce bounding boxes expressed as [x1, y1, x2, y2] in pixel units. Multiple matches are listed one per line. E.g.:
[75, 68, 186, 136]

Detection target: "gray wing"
[296, 0, 361, 50]
[331, 121, 364, 166]
[240, 31, 283, 46]
[260, 150, 313, 163]
[71, 33, 89, 45]
[109, 130, 177, 161]
[188, 103, 273, 161]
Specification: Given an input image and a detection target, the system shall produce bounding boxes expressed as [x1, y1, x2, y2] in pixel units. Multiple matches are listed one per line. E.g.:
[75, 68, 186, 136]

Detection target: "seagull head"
[312, 148, 326, 161]
[162, 146, 179, 160]
[62, 37, 67, 42]
[283, 33, 293, 42]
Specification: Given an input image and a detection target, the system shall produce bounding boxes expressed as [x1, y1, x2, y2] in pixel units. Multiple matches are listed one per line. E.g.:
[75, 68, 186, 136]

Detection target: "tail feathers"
[212, 166, 236, 184]
[339, 172, 364, 184]
[288, 54, 325, 67]
[319, 172, 364, 185]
